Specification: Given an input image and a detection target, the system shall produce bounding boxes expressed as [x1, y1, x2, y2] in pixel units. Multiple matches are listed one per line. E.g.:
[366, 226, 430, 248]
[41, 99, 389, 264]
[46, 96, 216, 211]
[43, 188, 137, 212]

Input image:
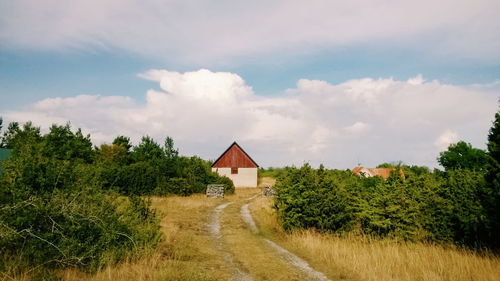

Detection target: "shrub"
[0, 187, 160, 272]
[274, 164, 497, 249]
[0, 123, 161, 274]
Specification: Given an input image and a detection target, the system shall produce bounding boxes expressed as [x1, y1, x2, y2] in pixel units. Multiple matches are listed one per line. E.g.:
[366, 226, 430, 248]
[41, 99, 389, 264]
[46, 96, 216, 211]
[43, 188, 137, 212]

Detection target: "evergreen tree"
[112, 135, 132, 152]
[1, 122, 41, 150]
[43, 123, 93, 163]
[484, 111, 500, 247]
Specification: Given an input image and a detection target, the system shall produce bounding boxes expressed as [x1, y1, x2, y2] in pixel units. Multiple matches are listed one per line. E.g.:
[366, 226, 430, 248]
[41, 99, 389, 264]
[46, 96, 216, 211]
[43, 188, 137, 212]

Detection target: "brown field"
[4, 182, 500, 281]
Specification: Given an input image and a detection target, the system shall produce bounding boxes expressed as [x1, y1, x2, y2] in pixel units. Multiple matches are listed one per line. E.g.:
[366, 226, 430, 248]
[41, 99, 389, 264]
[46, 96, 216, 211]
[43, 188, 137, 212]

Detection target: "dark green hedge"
[274, 164, 498, 249]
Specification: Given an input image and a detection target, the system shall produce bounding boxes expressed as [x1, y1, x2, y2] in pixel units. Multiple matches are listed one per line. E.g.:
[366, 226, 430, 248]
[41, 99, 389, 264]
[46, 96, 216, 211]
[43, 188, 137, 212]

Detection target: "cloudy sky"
[1, 0, 499, 168]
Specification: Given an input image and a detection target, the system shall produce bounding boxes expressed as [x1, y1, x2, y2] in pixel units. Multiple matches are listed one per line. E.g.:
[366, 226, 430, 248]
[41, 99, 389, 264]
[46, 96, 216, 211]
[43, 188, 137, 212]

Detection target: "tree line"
[274, 112, 500, 250]
[0, 119, 234, 277]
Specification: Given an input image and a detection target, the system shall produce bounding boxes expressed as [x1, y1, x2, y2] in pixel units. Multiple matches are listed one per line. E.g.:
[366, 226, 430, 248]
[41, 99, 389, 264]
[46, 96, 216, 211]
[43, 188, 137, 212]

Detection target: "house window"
[231, 167, 238, 174]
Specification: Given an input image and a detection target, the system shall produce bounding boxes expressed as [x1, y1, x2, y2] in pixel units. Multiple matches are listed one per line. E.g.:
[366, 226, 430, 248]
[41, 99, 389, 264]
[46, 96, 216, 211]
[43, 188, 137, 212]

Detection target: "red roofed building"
[352, 166, 405, 179]
[211, 142, 259, 188]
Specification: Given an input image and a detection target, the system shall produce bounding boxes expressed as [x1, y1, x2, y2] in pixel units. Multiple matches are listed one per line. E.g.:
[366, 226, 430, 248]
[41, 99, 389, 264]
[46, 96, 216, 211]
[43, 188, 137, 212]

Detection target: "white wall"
[212, 167, 258, 188]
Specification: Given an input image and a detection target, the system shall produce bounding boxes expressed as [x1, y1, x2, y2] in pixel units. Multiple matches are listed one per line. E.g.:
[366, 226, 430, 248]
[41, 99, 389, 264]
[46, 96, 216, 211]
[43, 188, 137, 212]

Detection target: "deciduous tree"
[437, 141, 488, 171]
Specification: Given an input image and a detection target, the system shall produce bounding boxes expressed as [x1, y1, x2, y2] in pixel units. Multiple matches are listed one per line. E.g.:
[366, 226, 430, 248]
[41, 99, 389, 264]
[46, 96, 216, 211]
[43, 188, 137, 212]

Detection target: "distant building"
[352, 166, 405, 179]
[211, 142, 258, 188]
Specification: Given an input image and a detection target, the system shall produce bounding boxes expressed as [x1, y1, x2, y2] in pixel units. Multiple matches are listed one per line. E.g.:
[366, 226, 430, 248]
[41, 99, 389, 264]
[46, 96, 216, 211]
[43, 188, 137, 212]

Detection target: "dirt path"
[207, 188, 332, 281]
[208, 202, 253, 281]
[240, 202, 331, 281]
[240, 203, 258, 234]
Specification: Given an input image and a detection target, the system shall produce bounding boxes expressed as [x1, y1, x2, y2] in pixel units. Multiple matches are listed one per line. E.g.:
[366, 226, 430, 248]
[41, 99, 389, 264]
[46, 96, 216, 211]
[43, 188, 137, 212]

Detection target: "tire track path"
[241, 202, 331, 281]
[208, 202, 253, 281]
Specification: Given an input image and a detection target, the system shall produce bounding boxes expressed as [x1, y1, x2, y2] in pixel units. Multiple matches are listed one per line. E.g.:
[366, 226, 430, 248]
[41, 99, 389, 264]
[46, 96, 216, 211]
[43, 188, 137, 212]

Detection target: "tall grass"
[56, 194, 230, 281]
[7, 189, 499, 281]
[250, 196, 500, 281]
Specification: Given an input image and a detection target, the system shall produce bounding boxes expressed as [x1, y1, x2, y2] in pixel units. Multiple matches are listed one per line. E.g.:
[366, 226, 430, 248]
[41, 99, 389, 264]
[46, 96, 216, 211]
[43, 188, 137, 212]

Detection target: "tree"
[377, 161, 403, 168]
[97, 144, 128, 165]
[131, 136, 164, 163]
[43, 123, 93, 163]
[437, 141, 488, 171]
[1, 121, 41, 150]
[484, 111, 500, 248]
[485, 112, 500, 187]
[162, 136, 180, 177]
[164, 136, 178, 160]
[112, 135, 132, 152]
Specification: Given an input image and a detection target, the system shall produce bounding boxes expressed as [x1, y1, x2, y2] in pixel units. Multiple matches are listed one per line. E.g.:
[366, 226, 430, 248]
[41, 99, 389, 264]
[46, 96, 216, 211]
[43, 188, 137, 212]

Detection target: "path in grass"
[208, 188, 332, 281]
[208, 202, 253, 281]
[240, 202, 331, 281]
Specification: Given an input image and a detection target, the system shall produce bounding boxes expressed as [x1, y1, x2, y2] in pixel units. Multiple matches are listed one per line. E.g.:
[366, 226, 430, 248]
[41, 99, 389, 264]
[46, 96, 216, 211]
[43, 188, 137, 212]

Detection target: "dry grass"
[250, 196, 500, 281]
[220, 188, 309, 281]
[6, 189, 499, 281]
[258, 177, 276, 188]
[57, 194, 232, 281]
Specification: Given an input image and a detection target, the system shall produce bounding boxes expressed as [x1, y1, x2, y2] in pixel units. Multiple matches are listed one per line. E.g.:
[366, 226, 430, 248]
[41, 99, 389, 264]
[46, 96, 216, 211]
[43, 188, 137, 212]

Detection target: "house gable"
[212, 142, 258, 168]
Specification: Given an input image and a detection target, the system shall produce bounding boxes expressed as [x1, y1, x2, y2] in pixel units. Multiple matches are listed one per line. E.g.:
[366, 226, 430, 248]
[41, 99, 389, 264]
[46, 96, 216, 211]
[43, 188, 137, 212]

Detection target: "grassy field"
[5, 181, 500, 281]
[58, 194, 231, 281]
[249, 194, 500, 281]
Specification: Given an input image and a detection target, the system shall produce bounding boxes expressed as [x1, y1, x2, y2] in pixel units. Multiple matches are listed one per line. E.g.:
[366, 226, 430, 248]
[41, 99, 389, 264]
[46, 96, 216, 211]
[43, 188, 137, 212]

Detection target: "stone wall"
[206, 184, 225, 198]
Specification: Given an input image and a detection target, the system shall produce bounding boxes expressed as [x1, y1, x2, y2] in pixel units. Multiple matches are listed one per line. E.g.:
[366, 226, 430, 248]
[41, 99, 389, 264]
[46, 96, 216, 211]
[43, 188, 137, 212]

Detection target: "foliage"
[258, 167, 286, 179]
[0, 119, 234, 276]
[437, 141, 488, 171]
[0, 124, 161, 274]
[376, 161, 403, 168]
[274, 162, 498, 249]
[97, 144, 128, 165]
[97, 137, 233, 196]
[112, 135, 132, 152]
[484, 112, 500, 248]
[1, 121, 41, 150]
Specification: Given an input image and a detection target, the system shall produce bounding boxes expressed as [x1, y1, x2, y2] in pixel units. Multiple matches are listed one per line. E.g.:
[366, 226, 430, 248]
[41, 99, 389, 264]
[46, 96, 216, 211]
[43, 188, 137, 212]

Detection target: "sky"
[0, 0, 499, 169]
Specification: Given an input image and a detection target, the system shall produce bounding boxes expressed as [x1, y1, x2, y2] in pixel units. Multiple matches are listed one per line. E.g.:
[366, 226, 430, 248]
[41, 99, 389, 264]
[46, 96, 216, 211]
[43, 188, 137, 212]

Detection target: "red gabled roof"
[352, 166, 405, 179]
[211, 142, 259, 168]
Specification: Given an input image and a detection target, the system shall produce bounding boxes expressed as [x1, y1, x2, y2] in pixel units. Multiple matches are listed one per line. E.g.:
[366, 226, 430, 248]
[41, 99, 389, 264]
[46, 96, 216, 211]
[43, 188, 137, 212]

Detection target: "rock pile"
[206, 184, 225, 198]
[262, 186, 276, 197]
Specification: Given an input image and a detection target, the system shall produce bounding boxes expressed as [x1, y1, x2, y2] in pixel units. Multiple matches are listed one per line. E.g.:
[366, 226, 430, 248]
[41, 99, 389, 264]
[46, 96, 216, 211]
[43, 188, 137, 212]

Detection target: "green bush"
[154, 177, 191, 196]
[119, 161, 158, 195]
[215, 175, 235, 194]
[274, 164, 497, 248]
[95, 139, 234, 196]
[0, 131, 161, 273]
[0, 188, 160, 272]
[0, 119, 237, 276]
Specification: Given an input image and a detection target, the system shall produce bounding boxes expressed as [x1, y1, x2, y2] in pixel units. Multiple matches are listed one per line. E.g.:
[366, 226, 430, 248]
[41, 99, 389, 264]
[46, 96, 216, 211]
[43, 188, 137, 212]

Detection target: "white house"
[211, 142, 258, 188]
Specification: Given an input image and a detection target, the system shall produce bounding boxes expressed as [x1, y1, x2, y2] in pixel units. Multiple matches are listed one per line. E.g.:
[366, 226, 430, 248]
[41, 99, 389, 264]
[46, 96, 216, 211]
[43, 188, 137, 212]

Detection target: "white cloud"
[1, 0, 499, 62]
[344, 122, 369, 135]
[2, 70, 498, 168]
[434, 130, 459, 151]
[407, 74, 425, 85]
